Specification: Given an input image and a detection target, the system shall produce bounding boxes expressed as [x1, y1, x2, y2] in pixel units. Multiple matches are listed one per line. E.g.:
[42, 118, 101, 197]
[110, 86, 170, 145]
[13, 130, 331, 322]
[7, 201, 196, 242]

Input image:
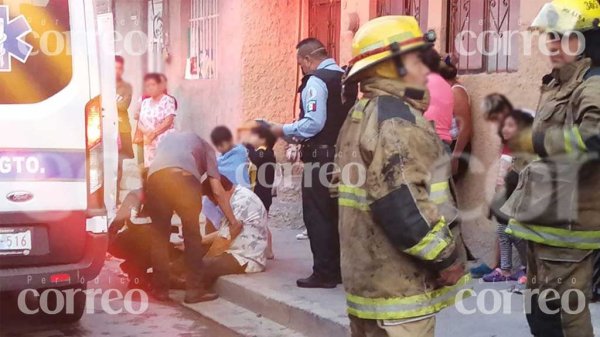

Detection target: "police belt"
[300, 143, 336, 162]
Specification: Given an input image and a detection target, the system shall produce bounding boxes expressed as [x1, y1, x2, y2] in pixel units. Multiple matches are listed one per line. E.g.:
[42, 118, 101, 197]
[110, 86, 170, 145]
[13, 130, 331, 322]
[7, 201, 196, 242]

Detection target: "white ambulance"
[0, 0, 117, 321]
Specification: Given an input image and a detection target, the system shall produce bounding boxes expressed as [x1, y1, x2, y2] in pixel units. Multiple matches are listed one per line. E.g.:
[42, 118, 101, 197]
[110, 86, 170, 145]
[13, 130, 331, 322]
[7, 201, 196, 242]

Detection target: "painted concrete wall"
[240, 0, 302, 125]
[162, 0, 244, 137]
[113, 0, 147, 109]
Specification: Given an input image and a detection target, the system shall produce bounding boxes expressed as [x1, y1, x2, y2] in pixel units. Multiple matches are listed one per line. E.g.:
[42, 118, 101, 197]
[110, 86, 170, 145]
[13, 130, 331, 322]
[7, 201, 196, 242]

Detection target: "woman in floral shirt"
[201, 176, 269, 288]
[137, 73, 177, 168]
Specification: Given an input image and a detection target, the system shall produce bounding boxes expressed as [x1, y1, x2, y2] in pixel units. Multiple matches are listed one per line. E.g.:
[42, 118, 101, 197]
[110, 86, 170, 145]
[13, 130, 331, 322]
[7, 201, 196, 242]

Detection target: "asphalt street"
[0, 258, 235, 337]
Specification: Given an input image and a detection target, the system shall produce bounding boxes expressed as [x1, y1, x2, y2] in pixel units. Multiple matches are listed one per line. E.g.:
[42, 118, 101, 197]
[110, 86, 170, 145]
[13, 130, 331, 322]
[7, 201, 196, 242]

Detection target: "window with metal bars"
[447, 0, 521, 74]
[376, 0, 429, 31]
[189, 0, 218, 79]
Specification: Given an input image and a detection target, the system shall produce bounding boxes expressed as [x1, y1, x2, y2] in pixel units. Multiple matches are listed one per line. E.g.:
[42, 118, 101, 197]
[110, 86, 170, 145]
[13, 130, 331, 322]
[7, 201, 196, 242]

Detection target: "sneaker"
[296, 230, 309, 240]
[470, 263, 493, 279]
[510, 267, 527, 282]
[483, 268, 511, 282]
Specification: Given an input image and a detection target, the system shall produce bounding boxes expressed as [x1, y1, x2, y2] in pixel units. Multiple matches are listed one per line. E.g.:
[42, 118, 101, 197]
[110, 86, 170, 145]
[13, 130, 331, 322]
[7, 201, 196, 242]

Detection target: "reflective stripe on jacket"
[347, 274, 472, 320]
[506, 220, 600, 250]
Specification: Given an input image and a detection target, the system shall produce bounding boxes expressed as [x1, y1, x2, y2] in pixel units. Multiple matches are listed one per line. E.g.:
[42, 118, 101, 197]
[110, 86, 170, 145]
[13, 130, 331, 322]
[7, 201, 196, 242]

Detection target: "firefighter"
[493, 1, 600, 336]
[335, 16, 470, 337]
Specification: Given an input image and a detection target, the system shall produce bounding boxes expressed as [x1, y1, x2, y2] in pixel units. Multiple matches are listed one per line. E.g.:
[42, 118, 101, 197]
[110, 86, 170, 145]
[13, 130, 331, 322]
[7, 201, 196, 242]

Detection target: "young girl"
[484, 109, 534, 283]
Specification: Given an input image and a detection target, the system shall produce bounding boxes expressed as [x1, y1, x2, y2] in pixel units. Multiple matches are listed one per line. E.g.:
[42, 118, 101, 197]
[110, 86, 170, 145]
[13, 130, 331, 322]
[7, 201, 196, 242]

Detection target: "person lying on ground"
[108, 189, 184, 290]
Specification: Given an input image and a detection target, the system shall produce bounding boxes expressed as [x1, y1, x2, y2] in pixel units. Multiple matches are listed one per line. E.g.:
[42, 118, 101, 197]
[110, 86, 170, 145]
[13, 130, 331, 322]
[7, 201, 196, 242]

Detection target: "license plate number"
[0, 230, 32, 251]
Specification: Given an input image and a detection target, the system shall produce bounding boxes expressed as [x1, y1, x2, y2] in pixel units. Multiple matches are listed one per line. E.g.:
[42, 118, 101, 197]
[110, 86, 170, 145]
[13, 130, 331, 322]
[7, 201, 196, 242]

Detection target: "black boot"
[184, 289, 219, 304]
[296, 274, 337, 289]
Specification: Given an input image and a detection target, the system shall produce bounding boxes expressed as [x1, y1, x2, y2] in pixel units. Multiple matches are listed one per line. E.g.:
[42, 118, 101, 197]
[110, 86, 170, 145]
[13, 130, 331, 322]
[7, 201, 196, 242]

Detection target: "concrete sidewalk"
[178, 228, 600, 337]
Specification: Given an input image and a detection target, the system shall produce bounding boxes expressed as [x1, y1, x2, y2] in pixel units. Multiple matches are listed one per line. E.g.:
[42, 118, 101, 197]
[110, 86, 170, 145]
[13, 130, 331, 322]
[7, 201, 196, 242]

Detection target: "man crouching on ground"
[146, 131, 242, 303]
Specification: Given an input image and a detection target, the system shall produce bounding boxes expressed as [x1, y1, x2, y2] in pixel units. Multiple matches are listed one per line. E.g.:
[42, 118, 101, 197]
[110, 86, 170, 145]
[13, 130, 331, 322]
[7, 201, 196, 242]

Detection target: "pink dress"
[424, 73, 454, 143]
[139, 95, 177, 167]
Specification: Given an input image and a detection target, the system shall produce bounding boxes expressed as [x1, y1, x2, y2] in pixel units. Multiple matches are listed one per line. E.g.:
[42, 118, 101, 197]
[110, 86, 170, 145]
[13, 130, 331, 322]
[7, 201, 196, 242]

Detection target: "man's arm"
[117, 83, 133, 113]
[202, 231, 219, 245]
[281, 77, 328, 140]
[208, 177, 243, 238]
[451, 87, 472, 173]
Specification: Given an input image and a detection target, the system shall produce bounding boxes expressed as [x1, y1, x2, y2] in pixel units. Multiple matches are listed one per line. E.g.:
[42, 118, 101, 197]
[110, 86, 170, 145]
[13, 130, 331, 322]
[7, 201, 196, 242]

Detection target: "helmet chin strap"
[390, 42, 408, 77]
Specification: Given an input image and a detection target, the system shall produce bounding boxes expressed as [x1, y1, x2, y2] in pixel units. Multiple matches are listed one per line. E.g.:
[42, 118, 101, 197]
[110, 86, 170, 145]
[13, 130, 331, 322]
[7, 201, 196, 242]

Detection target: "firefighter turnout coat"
[505, 58, 600, 249]
[335, 77, 471, 321]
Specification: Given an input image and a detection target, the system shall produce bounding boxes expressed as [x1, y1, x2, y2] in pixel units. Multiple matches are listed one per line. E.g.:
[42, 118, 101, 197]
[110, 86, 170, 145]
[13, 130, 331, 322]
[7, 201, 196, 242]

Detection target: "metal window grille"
[448, 0, 520, 74]
[190, 0, 218, 79]
[376, 0, 429, 31]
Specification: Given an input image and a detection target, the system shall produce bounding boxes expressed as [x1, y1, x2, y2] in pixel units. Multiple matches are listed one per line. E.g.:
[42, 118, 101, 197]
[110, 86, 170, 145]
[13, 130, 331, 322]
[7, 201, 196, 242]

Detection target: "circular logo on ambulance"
[6, 191, 34, 203]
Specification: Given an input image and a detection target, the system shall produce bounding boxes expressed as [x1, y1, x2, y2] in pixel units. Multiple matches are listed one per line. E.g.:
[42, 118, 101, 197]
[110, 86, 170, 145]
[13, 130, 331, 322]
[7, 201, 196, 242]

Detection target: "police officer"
[335, 16, 469, 337]
[272, 38, 354, 288]
[493, 1, 600, 336]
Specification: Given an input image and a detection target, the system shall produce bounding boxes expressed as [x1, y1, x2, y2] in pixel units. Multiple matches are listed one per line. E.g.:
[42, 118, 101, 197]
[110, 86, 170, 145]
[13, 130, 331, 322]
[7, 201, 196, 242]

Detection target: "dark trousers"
[301, 146, 341, 280]
[147, 169, 207, 291]
[593, 251, 600, 299]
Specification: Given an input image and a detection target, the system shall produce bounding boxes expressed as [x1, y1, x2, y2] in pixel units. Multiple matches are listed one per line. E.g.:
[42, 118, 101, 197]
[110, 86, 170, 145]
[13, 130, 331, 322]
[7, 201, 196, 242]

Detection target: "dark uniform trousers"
[301, 145, 341, 280]
[146, 169, 207, 291]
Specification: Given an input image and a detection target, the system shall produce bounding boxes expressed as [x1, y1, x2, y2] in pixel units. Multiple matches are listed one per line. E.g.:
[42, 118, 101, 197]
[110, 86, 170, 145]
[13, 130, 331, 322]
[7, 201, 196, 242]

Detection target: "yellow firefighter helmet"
[346, 15, 430, 82]
[530, 0, 600, 34]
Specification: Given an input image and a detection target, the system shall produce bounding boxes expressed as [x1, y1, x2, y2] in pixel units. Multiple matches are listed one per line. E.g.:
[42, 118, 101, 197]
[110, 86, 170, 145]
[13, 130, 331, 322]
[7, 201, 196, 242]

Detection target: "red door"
[309, 0, 341, 61]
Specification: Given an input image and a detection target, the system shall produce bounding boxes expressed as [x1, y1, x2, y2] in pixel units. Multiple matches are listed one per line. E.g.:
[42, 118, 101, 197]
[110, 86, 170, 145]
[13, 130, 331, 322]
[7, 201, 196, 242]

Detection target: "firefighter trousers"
[525, 242, 595, 337]
[349, 315, 435, 337]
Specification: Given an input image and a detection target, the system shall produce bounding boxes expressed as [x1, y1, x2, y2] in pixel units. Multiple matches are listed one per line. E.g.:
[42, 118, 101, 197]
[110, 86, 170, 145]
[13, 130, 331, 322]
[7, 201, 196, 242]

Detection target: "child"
[245, 122, 277, 212]
[470, 93, 516, 278]
[484, 109, 534, 283]
[243, 121, 277, 259]
[210, 126, 251, 188]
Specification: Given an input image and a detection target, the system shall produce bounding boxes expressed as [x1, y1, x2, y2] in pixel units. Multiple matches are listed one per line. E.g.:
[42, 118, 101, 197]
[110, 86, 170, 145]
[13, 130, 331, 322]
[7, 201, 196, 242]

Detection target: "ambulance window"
[0, 0, 73, 104]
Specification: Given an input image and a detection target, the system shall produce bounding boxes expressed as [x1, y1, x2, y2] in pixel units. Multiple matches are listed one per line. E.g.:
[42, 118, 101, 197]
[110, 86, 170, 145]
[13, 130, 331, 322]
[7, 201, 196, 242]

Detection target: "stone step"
[215, 276, 348, 337]
[213, 229, 350, 337]
[171, 291, 307, 337]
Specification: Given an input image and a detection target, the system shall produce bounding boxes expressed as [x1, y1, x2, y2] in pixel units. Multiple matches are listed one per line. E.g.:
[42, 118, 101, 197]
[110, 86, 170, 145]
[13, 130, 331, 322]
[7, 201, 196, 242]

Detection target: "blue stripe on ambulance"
[0, 149, 86, 181]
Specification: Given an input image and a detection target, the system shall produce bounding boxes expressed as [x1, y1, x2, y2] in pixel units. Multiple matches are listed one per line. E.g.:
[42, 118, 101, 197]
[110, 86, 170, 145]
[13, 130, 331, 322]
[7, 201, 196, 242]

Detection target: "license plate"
[0, 229, 32, 252]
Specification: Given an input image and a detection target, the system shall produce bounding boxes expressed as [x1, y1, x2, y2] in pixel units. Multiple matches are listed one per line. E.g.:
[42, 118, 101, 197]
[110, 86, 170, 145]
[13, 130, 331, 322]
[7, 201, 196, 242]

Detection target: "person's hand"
[436, 262, 465, 287]
[144, 131, 156, 144]
[229, 220, 243, 240]
[270, 123, 285, 138]
[451, 157, 460, 176]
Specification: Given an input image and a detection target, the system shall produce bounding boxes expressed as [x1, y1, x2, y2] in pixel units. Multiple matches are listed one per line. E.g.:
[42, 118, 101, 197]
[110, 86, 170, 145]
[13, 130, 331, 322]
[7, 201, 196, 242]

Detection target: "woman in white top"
[441, 55, 473, 179]
[136, 73, 177, 168]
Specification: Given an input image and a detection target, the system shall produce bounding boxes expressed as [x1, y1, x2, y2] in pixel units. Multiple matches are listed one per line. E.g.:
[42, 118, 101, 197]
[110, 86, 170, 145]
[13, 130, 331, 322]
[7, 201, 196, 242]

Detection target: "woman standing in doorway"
[137, 73, 177, 168]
